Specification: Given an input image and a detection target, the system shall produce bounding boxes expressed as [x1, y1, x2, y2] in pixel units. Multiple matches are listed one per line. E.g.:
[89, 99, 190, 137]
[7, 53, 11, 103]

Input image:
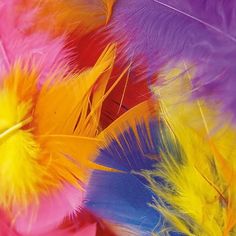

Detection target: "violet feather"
[110, 0, 236, 121]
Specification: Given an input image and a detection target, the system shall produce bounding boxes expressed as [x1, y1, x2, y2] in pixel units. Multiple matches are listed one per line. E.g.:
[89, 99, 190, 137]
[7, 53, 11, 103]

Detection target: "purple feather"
[110, 0, 236, 121]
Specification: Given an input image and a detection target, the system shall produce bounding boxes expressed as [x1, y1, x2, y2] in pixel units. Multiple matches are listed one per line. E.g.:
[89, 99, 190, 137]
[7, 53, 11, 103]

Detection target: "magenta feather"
[14, 185, 84, 235]
[0, 210, 19, 236]
[0, 0, 67, 80]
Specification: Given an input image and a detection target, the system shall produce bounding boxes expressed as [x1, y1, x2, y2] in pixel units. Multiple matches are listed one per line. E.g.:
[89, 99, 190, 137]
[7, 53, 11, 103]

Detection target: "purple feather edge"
[110, 0, 236, 121]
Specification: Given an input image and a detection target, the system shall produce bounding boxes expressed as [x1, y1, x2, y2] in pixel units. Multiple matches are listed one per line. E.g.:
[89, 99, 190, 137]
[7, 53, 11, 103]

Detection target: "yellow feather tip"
[147, 64, 236, 235]
[0, 44, 122, 210]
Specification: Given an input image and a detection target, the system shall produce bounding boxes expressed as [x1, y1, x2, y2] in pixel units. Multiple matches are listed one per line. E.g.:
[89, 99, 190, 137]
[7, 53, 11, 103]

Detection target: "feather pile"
[1, 0, 236, 235]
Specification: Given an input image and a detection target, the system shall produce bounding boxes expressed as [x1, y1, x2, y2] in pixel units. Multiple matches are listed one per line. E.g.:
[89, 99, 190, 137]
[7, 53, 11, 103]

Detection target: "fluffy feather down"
[145, 66, 236, 235]
[0, 0, 67, 80]
[0, 44, 128, 234]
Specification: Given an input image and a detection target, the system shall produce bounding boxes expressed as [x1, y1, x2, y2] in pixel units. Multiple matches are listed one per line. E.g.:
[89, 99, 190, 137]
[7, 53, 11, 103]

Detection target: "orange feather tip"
[0, 44, 127, 212]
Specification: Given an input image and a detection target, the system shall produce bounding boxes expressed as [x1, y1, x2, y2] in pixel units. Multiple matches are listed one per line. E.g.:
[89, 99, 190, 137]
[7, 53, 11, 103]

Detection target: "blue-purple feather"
[86, 119, 183, 235]
[86, 120, 164, 234]
[110, 0, 236, 120]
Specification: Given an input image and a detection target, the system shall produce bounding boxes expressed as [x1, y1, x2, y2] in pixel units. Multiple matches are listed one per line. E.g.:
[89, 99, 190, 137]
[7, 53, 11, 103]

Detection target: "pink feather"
[0, 0, 67, 80]
[14, 184, 84, 235]
[0, 210, 20, 236]
[42, 225, 97, 236]
[0, 2, 82, 233]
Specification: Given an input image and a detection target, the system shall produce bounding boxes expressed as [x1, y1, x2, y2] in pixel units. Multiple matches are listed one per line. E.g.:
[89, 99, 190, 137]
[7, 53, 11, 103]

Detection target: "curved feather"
[0, 44, 129, 234]
[66, 27, 153, 129]
[14, 184, 84, 235]
[24, 210, 115, 236]
[86, 101, 167, 234]
[0, 0, 67, 81]
[110, 0, 236, 120]
[27, 0, 115, 35]
[145, 67, 236, 235]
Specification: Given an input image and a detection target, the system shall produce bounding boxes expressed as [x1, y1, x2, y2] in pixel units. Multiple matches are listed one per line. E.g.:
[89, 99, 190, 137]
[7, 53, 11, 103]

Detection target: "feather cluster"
[1, 0, 236, 235]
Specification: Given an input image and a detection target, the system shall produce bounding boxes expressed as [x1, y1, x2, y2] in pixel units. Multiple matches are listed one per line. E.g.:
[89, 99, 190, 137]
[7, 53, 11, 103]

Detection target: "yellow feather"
[0, 89, 42, 208]
[0, 44, 125, 210]
[148, 63, 236, 235]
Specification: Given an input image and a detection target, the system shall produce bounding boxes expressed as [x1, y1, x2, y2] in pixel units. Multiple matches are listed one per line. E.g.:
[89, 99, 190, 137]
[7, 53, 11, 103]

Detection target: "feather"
[106, 223, 140, 236]
[14, 184, 85, 235]
[66, 28, 153, 129]
[110, 0, 236, 120]
[26, 0, 116, 35]
[0, 44, 128, 234]
[32, 217, 98, 236]
[100, 64, 153, 128]
[32, 210, 118, 236]
[66, 29, 109, 70]
[144, 66, 236, 235]
[102, 0, 117, 23]
[0, 0, 67, 80]
[86, 100, 165, 234]
[0, 210, 19, 236]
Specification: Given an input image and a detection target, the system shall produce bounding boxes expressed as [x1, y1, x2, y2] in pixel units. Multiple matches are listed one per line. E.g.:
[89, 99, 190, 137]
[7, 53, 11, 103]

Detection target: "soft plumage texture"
[0, 0, 67, 80]
[66, 28, 153, 129]
[107, 224, 139, 236]
[86, 101, 165, 234]
[26, 210, 117, 236]
[0, 210, 20, 236]
[145, 67, 236, 235]
[110, 0, 236, 121]
[14, 184, 84, 235]
[102, 0, 116, 23]
[0, 0, 116, 83]
[25, 0, 116, 36]
[0, 44, 127, 234]
[100, 64, 152, 128]
[0, 65, 41, 209]
[3, 0, 236, 235]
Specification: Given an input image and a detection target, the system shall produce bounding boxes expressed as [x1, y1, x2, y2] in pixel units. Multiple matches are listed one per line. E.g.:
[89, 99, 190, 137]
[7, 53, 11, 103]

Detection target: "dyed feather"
[103, 0, 116, 23]
[0, 210, 20, 236]
[27, 0, 116, 35]
[15, 184, 84, 235]
[110, 0, 236, 120]
[144, 67, 236, 235]
[66, 28, 153, 129]
[0, 0, 67, 80]
[0, 44, 127, 234]
[86, 101, 165, 234]
[31, 210, 117, 236]
[100, 59, 154, 128]
[3, 1, 236, 236]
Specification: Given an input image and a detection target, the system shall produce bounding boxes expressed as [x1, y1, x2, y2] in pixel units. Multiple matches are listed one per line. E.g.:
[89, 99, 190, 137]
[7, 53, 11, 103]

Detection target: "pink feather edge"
[14, 184, 85, 235]
[0, 0, 68, 81]
[0, 1, 86, 234]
